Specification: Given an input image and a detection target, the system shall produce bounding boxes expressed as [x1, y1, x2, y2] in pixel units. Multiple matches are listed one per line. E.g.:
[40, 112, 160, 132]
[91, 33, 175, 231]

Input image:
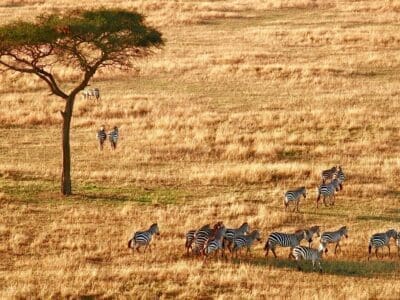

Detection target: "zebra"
[321, 166, 337, 182]
[109, 126, 119, 150]
[368, 229, 398, 260]
[203, 225, 227, 260]
[128, 223, 160, 253]
[305, 225, 321, 247]
[264, 230, 312, 258]
[316, 181, 336, 208]
[320, 226, 348, 254]
[82, 87, 100, 100]
[292, 242, 327, 272]
[232, 230, 261, 258]
[222, 222, 250, 252]
[336, 166, 345, 190]
[192, 222, 223, 255]
[284, 187, 306, 212]
[96, 125, 107, 150]
[185, 224, 210, 255]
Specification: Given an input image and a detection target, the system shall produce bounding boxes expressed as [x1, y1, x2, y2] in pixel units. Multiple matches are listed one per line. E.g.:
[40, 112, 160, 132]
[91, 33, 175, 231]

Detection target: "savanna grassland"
[1, 0, 400, 298]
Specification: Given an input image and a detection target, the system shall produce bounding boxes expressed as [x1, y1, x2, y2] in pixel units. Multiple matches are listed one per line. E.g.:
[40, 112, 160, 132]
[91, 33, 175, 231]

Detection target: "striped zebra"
[321, 166, 337, 182]
[128, 223, 160, 253]
[284, 187, 306, 212]
[203, 225, 227, 260]
[264, 230, 312, 258]
[320, 226, 348, 254]
[82, 87, 100, 100]
[185, 224, 210, 255]
[96, 126, 107, 151]
[232, 230, 261, 258]
[316, 181, 336, 208]
[292, 242, 326, 272]
[336, 166, 345, 190]
[222, 222, 250, 252]
[109, 126, 119, 150]
[192, 222, 223, 255]
[368, 229, 398, 260]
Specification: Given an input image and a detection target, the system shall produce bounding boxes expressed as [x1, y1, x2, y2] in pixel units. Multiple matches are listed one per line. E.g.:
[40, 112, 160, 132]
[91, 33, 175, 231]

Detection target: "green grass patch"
[235, 257, 399, 278]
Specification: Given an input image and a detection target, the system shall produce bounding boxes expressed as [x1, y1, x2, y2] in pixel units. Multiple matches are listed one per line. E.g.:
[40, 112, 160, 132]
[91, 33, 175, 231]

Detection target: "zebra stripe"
[97, 127, 107, 150]
[185, 224, 210, 255]
[292, 243, 326, 272]
[316, 182, 336, 208]
[223, 222, 250, 252]
[368, 229, 397, 260]
[320, 226, 348, 254]
[264, 230, 310, 258]
[128, 223, 160, 253]
[232, 230, 261, 258]
[203, 226, 227, 259]
[284, 187, 306, 212]
[321, 166, 337, 182]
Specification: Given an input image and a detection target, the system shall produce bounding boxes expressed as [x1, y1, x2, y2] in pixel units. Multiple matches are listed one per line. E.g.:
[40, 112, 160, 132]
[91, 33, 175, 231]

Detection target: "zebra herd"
[127, 165, 398, 272]
[284, 165, 346, 211]
[127, 222, 400, 272]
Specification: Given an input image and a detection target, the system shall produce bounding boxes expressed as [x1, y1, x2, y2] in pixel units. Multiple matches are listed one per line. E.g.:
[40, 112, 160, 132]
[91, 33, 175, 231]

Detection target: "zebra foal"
[368, 229, 397, 260]
[284, 187, 306, 212]
[128, 223, 160, 254]
[316, 181, 336, 208]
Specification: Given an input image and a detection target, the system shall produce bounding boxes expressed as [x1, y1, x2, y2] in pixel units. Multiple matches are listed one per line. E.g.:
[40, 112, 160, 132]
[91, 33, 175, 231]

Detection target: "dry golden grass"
[1, 0, 400, 298]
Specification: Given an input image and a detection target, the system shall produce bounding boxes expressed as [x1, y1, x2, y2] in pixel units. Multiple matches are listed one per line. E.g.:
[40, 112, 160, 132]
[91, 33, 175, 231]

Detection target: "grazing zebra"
[320, 226, 348, 254]
[336, 166, 345, 190]
[321, 166, 337, 182]
[284, 187, 306, 212]
[203, 225, 227, 260]
[368, 229, 398, 260]
[264, 230, 312, 258]
[232, 230, 261, 258]
[109, 126, 119, 150]
[292, 242, 326, 272]
[316, 181, 336, 208]
[96, 125, 107, 150]
[192, 222, 223, 255]
[223, 222, 250, 252]
[128, 223, 160, 253]
[82, 87, 100, 100]
[185, 224, 210, 255]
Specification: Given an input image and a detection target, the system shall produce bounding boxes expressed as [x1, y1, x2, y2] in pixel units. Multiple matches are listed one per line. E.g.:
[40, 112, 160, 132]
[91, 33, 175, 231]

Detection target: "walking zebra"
[232, 230, 261, 258]
[264, 230, 312, 258]
[321, 166, 337, 182]
[284, 187, 306, 212]
[203, 225, 227, 260]
[292, 242, 326, 272]
[128, 223, 160, 253]
[192, 222, 223, 255]
[336, 166, 345, 190]
[109, 126, 119, 150]
[185, 224, 210, 255]
[316, 181, 336, 208]
[222, 222, 250, 252]
[368, 229, 398, 260]
[320, 226, 348, 254]
[96, 125, 107, 151]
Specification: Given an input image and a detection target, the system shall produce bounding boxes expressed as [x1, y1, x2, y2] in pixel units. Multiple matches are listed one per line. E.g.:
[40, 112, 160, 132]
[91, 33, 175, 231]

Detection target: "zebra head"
[340, 226, 348, 238]
[150, 223, 160, 236]
[386, 229, 397, 239]
[251, 230, 261, 242]
[240, 222, 250, 234]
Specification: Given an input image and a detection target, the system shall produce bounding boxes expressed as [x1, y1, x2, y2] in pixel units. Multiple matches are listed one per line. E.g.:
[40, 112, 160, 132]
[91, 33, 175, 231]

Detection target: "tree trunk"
[61, 96, 75, 196]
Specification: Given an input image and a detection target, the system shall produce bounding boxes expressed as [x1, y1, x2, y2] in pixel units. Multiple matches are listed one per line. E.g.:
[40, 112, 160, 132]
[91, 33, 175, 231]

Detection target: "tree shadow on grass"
[233, 257, 399, 278]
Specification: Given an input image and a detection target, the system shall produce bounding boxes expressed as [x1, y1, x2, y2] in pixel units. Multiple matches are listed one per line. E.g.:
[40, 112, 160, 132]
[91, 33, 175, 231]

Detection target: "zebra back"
[321, 166, 337, 181]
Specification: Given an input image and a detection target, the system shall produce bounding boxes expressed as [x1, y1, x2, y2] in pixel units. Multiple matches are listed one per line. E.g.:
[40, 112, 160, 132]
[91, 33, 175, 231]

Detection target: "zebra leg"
[387, 245, 391, 258]
[271, 247, 278, 259]
[318, 261, 322, 273]
[375, 248, 378, 259]
[296, 257, 302, 271]
[334, 242, 339, 254]
[288, 248, 294, 259]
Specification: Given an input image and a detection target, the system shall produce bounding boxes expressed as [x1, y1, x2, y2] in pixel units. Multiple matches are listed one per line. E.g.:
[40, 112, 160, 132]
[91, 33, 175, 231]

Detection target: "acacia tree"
[0, 10, 163, 195]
